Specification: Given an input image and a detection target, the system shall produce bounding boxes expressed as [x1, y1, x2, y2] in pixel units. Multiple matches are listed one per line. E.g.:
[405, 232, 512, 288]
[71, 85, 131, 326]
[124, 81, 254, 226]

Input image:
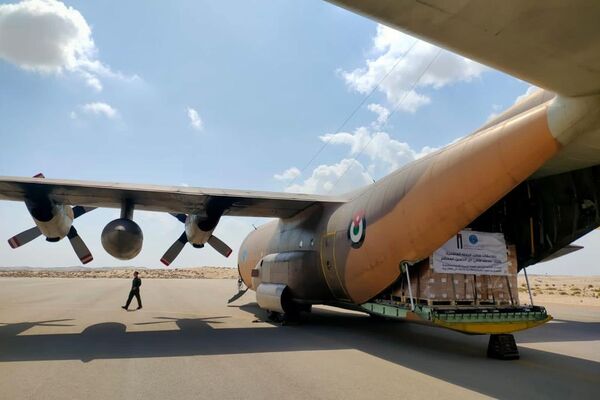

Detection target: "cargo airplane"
[1, 1, 599, 359]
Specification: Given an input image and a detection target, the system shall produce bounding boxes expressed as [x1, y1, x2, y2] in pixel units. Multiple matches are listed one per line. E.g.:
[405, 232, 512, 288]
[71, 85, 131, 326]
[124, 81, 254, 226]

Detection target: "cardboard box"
[488, 245, 519, 305]
[392, 244, 519, 305]
[419, 262, 455, 301]
[454, 274, 476, 301]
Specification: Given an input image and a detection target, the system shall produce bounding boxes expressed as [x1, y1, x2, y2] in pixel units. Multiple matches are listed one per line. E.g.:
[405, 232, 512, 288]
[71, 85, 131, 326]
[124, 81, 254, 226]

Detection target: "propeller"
[160, 213, 232, 266]
[67, 226, 93, 264]
[207, 235, 233, 258]
[8, 226, 42, 249]
[7, 206, 96, 264]
[6, 173, 96, 264]
[160, 232, 188, 266]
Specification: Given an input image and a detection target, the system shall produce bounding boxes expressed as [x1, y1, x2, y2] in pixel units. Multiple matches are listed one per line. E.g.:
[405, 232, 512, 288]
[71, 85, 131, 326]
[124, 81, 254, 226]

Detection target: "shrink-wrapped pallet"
[392, 244, 518, 306]
[488, 245, 519, 305]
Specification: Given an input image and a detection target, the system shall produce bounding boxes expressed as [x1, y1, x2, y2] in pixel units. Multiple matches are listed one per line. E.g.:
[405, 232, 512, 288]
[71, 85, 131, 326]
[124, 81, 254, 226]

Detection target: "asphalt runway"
[0, 278, 598, 399]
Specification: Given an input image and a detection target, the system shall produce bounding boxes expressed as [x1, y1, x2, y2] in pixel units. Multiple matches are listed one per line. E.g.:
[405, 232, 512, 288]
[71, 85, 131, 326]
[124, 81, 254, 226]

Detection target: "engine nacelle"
[25, 199, 73, 241]
[185, 214, 218, 247]
[101, 218, 143, 260]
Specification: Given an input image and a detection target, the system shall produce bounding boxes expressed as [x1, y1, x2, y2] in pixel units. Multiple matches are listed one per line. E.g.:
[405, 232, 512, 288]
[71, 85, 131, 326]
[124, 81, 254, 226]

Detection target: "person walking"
[122, 271, 142, 310]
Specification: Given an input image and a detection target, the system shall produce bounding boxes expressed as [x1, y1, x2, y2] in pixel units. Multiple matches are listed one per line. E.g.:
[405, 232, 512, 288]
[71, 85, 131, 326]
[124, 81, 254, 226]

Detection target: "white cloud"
[514, 85, 539, 105]
[486, 104, 502, 123]
[486, 85, 540, 123]
[0, 0, 136, 91]
[285, 158, 373, 195]
[281, 102, 451, 195]
[81, 102, 118, 119]
[367, 103, 390, 129]
[187, 107, 203, 131]
[341, 24, 486, 113]
[320, 126, 436, 174]
[274, 167, 301, 182]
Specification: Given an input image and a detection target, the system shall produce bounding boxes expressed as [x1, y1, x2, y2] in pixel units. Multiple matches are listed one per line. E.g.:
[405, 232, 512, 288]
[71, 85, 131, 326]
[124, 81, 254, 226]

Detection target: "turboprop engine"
[101, 218, 143, 260]
[160, 213, 232, 266]
[6, 174, 96, 264]
[25, 198, 74, 241]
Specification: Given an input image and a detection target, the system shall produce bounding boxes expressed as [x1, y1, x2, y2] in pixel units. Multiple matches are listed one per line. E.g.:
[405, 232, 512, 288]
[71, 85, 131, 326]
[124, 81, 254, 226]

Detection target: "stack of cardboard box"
[392, 245, 518, 306]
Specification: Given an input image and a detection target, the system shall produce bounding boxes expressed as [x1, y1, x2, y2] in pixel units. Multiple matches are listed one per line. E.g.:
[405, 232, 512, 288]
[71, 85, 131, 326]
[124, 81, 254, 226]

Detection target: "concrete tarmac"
[0, 278, 598, 400]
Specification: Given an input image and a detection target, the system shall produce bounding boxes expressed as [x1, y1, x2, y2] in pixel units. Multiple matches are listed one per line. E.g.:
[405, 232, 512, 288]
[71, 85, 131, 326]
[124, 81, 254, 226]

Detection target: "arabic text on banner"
[432, 230, 509, 275]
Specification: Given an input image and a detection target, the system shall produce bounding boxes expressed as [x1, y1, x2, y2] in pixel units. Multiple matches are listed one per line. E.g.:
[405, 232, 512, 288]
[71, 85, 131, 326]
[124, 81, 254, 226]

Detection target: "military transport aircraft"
[1, 1, 599, 359]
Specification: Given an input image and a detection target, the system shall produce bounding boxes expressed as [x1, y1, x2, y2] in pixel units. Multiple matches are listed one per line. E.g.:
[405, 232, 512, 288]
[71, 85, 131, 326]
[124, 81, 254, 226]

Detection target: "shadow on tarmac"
[0, 304, 598, 398]
[515, 318, 600, 343]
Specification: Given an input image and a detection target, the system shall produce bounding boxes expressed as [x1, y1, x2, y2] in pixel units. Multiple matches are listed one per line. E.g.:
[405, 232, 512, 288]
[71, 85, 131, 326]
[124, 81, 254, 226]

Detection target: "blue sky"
[0, 0, 598, 274]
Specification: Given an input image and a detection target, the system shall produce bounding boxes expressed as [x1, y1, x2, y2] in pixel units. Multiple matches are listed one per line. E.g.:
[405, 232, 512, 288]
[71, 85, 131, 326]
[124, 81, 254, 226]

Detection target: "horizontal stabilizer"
[541, 245, 584, 262]
[327, 0, 600, 97]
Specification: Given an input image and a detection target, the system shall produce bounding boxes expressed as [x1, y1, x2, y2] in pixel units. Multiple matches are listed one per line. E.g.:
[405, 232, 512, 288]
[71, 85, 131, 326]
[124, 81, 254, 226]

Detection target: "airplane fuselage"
[239, 92, 576, 307]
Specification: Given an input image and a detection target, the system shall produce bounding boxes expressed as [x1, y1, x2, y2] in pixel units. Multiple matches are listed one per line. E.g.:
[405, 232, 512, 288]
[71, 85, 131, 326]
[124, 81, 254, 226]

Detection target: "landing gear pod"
[256, 283, 294, 314]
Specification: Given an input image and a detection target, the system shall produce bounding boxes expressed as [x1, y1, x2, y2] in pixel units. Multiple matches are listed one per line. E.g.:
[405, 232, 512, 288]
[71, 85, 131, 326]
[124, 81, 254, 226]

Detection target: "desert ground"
[1, 267, 598, 306]
[517, 275, 600, 306]
[0, 277, 598, 400]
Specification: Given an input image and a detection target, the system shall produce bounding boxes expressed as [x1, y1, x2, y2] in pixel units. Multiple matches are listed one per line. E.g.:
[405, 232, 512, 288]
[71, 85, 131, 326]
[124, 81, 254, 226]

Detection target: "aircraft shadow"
[514, 319, 600, 344]
[0, 304, 598, 399]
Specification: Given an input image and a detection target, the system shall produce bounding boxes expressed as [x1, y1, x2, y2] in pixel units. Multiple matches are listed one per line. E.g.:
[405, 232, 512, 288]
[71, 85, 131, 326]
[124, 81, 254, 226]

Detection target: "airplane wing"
[0, 176, 345, 218]
[327, 0, 600, 97]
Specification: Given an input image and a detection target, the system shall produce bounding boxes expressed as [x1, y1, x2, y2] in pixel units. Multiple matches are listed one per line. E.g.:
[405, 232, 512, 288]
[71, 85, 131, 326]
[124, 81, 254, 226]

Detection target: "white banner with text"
[432, 231, 509, 275]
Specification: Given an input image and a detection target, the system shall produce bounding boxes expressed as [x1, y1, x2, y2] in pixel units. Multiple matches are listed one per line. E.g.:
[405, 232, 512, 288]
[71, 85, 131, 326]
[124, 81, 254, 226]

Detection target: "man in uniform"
[122, 271, 142, 310]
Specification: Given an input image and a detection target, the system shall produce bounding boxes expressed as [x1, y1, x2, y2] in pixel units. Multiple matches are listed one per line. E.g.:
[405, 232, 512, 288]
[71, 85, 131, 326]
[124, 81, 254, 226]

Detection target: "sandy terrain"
[0, 278, 598, 400]
[1, 268, 599, 307]
[518, 275, 600, 306]
[0, 267, 238, 279]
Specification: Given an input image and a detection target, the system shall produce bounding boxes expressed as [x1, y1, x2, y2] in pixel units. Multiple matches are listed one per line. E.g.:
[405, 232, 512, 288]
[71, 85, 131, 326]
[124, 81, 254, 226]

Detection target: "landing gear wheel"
[267, 311, 283, 323]
[487, 334, 520, 360]
[298, 303, 312, 313]
[267, 308, 302, 325]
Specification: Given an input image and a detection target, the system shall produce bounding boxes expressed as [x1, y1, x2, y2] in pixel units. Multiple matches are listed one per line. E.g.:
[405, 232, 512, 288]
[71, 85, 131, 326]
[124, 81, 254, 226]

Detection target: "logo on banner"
[348, 210, 366, 248]
[457, 232, 480, 248]
[469, 234, 478, 245]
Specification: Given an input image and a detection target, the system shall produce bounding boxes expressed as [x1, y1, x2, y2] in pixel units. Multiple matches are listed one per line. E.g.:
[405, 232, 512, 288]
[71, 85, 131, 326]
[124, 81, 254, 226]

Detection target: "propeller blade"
[160, 232, 188, 266]
[67, 226, 93, 264]
[72, 206, 97, 219]
[8, 226, 42, 249]
[207, 235, 233, 258]
[170, 213, 187, 223]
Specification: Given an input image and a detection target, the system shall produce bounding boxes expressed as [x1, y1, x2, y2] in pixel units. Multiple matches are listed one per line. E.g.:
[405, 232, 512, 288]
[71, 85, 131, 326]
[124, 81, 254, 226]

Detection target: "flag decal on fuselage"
[348, 210, 366, 248]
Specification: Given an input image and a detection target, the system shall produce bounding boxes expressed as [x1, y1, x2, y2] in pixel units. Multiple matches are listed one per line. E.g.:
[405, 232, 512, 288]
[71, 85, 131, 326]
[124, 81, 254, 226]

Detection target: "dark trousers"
[125, 289, 142, 308]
